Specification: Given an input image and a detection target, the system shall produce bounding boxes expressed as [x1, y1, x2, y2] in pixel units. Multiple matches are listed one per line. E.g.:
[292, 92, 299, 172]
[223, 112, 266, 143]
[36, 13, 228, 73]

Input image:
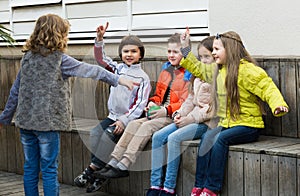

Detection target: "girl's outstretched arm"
[118, 76, 140, 90]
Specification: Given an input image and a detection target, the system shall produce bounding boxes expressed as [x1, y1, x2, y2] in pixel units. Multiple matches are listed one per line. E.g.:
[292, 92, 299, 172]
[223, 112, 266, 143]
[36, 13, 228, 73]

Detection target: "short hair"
[118, 35, 145, 60]
[167, 33, 181, 44]
[168, 33, 191, 48]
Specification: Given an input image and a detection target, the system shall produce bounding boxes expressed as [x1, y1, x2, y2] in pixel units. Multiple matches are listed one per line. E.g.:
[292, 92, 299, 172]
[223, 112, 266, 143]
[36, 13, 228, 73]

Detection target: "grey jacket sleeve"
[0, 71, 20, 125]
[60, 54, 119, 87]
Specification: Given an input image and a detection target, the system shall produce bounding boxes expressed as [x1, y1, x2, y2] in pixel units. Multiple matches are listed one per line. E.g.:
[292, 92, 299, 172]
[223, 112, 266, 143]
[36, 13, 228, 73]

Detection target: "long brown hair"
[215, 31, 264, 120]
[22, 14, 70, 56]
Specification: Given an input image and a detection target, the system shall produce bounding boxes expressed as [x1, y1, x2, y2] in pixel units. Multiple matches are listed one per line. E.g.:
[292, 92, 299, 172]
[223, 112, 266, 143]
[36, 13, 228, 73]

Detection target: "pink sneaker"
[200, 188, 217, 196]
[191, 187, 203, 196]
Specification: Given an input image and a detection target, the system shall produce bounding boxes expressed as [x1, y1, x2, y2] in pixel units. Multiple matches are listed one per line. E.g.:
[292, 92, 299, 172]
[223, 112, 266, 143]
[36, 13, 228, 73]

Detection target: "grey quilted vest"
[15, 51, 72, 131]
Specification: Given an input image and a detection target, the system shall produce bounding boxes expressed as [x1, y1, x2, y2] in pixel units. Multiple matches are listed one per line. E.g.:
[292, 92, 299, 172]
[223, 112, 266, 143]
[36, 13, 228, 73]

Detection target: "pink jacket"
[176, 78, 212, 124]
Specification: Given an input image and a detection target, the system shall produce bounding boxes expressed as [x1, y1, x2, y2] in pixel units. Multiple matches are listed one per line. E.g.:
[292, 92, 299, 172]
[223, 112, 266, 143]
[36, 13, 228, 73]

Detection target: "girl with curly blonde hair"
[0, 13, 136, 196]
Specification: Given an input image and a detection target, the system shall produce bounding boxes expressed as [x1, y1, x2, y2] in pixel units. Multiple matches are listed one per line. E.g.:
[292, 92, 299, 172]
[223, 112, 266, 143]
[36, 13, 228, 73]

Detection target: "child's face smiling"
[212, 39, 226, 65]
[121, 45, 141, 66]
[167, 42, 183, 66]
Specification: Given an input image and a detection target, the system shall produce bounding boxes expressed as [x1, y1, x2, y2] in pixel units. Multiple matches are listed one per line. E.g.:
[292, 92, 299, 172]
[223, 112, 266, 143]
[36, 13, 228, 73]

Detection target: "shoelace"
[200, 192, 210, 196]
[200, 192, 211, 196]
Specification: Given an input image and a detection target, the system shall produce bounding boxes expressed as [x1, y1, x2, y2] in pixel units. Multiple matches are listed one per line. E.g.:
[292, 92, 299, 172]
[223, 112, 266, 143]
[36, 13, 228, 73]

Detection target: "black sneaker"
[100, 167, 129, 178]
[86, 178, 109, 193]
[160, 190, 176, 196]
[74, 166, 95, 187]
[93, 164, 113, 179]
[146, 188, 161, 196]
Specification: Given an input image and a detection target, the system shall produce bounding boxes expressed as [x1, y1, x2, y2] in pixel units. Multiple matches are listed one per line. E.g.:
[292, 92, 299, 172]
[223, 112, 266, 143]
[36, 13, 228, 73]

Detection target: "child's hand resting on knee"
[110, 120, 125, 135]
[174, 116, 194, 128]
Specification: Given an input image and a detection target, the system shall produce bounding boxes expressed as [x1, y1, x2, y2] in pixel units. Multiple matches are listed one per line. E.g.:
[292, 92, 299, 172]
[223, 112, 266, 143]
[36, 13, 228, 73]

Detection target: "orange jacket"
[148, 66, 189, 117]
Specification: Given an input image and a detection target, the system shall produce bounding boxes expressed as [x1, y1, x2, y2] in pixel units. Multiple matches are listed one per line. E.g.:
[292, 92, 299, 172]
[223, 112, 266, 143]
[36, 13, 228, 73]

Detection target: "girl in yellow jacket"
[180, 29, 289, 196]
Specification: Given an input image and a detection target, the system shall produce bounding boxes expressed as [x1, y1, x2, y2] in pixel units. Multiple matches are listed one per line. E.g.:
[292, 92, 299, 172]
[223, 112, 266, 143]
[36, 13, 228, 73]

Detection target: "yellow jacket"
[180, 52, 288, 128]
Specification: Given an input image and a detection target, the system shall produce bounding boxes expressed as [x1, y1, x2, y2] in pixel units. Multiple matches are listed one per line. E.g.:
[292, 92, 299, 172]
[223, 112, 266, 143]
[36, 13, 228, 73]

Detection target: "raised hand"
[181, 26, 190, 48]
[96, 22, 109, 41]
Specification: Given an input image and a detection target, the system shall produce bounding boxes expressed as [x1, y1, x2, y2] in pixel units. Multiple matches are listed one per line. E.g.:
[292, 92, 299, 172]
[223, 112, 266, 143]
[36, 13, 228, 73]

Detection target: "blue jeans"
[20, 129, 60, 196]
[90, 118, 120, 169]
[150, 123, 208, 189]
[195, 126, 260, 192]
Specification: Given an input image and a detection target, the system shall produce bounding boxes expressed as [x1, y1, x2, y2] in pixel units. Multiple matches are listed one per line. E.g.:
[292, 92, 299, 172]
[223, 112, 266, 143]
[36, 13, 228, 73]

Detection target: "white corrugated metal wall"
[0, 0, 209, 45]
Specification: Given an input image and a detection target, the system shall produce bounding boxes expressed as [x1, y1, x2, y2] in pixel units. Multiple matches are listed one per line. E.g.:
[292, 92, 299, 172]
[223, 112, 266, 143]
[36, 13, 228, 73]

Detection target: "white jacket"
[94, 41, 151, 126]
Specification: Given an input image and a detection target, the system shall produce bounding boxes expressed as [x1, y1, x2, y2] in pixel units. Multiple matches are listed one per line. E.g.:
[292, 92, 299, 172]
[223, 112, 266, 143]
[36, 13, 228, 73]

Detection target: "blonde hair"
[168, 33, 192, 47]
[214, 31, 264, 120]
[23, 14, 70, 56]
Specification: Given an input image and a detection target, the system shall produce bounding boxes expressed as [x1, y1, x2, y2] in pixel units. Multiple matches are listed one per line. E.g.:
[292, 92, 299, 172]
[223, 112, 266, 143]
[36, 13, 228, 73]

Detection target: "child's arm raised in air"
[180, 27, 216, 83]
[94, 22, 119, 73]
[181, 26, 190, 48]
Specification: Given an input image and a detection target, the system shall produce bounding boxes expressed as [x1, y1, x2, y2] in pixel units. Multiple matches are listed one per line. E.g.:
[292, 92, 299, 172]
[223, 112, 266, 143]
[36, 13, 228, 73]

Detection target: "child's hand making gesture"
[96, 22, 109, 41]
[118, 76, 140, 90]
[181, 27, 190, 48]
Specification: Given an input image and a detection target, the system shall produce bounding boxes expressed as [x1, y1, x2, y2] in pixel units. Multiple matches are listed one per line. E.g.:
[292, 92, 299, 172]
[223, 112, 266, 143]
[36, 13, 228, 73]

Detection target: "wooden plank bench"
[68, 118, 300, 196]
[0, 56, 299, 196]
[1, 118, 299, 196]
[181, 136, 300, 196]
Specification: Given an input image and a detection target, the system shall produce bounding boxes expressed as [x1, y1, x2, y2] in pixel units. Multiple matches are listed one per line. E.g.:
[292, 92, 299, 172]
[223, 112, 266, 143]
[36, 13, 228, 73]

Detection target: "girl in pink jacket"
[146, 36, 215, 196]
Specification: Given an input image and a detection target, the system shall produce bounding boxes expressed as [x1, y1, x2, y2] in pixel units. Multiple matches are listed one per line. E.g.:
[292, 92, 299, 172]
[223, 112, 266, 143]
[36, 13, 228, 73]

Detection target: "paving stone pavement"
[0, 171, 115, 196]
